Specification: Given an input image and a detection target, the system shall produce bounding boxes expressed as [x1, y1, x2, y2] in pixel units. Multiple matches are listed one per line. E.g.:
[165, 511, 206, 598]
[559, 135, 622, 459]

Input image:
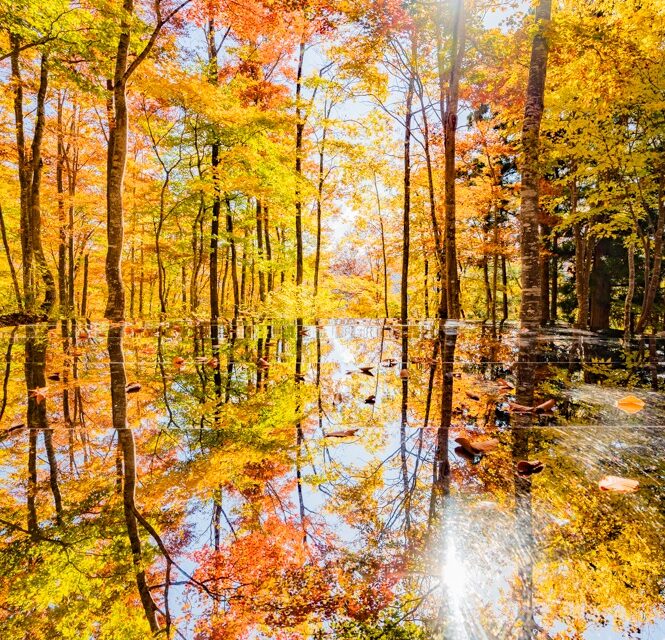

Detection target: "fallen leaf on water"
[615, 395, 645, 414]
[30, 387, 49, 405]
[173, 356, 186, 368]
[455, 436, 499, 456]
[325, 429, 359, 438]
[508, 402, 534, 413]
[599, 475, 639, 493]
[400, 369, 409, 379]
[454, 446, 479, 463]
[465, 391, 480, 401]
[125, 383, 141, 394]
[359, 366, 374, 376]
[47, 372, 60, 381]
[365, 395, 376, 405]
[497, 378, 514, 390]
[517, 460, 545, 476]
[533, 399, 556, 413]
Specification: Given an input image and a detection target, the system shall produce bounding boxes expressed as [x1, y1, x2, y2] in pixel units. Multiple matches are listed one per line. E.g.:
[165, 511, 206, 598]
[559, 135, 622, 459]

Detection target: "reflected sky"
[0, 320, 663, 639]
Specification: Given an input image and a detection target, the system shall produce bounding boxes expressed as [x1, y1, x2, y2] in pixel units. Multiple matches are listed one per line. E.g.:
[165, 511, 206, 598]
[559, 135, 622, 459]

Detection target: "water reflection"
[0, 320, 663, 638]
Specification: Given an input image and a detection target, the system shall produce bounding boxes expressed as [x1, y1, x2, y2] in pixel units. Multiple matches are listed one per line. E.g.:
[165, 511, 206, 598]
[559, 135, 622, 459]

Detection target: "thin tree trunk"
[295, 38, 305, 288]
[256, 200, 265, 302]
[208, 19, 221, 322]
[624, 242, 635, 339]
[442, 0, 466, 319]
[540, 224, 550, 326]
[314, 129, 326, 298]
[57, 93, 68, 316]
[635, 171, 665, 334]
[550, 233, 558, 323]
[401, 36, 416, 325]
[225, 198, 239, 317]
[0, 203, 22, 310]
[518, 0, 552, 328]
[501, 254, 509, 324]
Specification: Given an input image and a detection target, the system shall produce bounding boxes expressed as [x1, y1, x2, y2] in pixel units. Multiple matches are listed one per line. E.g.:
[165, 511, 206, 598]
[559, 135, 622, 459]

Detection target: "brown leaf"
[615, 395, 645, 414]
[508, 402, 534, 413]
[399, 369, 409, 379]
[454, 446, 478, 462]
[359, 366, 374, 376]
[173, 356, 186, 368]
[30, 387, 49, 405]
[125, 383, 141, 394]
[325, 429, 359, 438]
[47, 372, 60, 382]
[598, 475, 639, 493]
[533, 399, 556, 414]
[497, 378, 514, 390]
[365, 395, 376, 405]
[516, 460, 545, 476]
[465, 391, 480, 401]
[454, 436, 499, 456]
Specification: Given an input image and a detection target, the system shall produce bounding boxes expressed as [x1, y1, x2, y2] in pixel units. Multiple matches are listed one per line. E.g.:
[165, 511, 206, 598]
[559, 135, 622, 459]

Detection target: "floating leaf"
[455, 436, 499, 456]
[325, 429, 359, 438]
[47, 372, 60, 381]
[508, 402, 534, 413]
[497, 378, 514, 390]
[173, 356, 186, 368]
[465, 391, 480, 401]
[599, 475, 639, 493]
[400, 369, 409, 379]
[365, 395, 376, 405]
[615, 395, 645, 414]
[454, 446, 480, 463]
[125, 383, 141, 394]
[517, 460, 545, 476]
[359, 366, 374, 376]
[30, 387, 49, 405]
[534, 399, 556, 413]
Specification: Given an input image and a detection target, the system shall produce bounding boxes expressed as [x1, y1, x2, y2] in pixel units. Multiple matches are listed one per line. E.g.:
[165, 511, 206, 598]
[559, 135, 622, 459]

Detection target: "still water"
[0, 319, 663, 639]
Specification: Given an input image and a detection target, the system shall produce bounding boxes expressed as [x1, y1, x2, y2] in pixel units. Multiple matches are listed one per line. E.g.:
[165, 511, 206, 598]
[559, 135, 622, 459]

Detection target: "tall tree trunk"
[442, 0, 466, 319]
[314, 129, 326, 298]
[57, 93, 68, 316]
[105, 24, 131, 321]
[501, 254, 509, 324]
[208, 19, 221, 322]
[264, 206, 273, 293]
[518, 0, 552, 328]
[418, 83, 446, 318]
[401, 36, 416, 325]
[10, 35, 33, 310]
[295, 38, 305, 288]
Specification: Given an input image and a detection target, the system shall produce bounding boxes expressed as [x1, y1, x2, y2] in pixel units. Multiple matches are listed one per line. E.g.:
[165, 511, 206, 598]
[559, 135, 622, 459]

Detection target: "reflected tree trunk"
[108, 326, 160, 633]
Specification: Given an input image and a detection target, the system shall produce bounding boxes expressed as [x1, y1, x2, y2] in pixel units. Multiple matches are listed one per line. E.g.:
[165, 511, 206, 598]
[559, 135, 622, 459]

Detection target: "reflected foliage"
[0, 321, 663, 638]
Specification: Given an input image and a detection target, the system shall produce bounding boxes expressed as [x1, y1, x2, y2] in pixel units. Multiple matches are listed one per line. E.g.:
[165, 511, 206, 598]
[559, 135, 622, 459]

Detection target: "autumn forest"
[0, 0, 665, 638]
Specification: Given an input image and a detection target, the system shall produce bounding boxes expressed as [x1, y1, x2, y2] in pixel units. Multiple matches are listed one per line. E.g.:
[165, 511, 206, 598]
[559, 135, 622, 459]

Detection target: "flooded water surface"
[0, 319, 664, 639]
